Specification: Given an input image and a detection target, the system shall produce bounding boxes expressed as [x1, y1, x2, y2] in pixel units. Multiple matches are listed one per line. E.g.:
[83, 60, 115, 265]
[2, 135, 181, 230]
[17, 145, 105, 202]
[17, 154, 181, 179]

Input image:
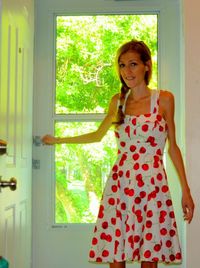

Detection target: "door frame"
[33, 1, 185, 267]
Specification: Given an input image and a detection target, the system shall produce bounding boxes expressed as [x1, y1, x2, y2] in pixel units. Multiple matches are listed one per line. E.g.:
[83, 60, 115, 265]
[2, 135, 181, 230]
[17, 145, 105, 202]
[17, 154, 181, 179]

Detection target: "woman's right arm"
[42, 94, 119, 145]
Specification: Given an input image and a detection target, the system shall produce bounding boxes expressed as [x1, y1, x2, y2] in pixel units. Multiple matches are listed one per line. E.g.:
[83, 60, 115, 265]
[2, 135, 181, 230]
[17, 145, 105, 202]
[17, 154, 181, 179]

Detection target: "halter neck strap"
[150, 90, 160, 114]
[122, 90, 131, 113]
[118, 89, 160, 115]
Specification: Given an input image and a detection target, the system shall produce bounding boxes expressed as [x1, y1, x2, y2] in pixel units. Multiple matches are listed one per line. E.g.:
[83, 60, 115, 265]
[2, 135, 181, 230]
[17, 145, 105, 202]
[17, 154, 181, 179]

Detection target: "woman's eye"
[130, 62, 137, 67]
[119, 63, 125, 68]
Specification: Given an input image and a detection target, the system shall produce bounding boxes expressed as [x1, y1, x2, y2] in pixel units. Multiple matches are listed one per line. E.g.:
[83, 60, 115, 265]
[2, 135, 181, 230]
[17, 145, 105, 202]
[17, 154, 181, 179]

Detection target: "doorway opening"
[54, 14, 158, 224]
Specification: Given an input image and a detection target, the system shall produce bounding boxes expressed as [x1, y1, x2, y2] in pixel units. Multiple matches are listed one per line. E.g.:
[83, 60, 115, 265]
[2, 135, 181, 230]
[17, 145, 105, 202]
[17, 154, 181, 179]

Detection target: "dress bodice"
[115, 90, 168, 161]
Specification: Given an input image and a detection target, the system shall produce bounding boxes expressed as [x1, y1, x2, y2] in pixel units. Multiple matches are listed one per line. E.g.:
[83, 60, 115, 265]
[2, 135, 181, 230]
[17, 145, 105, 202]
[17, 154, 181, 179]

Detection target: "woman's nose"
[123, 66, 132, 75]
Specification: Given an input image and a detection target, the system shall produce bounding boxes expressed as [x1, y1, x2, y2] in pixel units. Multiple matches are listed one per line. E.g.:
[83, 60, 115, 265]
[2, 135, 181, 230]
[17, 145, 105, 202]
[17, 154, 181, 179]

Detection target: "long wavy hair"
[115, 40, 152, 125]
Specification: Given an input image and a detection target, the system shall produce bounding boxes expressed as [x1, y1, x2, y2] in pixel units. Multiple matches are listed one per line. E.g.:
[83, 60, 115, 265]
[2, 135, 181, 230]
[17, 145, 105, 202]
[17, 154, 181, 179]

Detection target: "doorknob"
[0, 139, 7, 155]
[0, 177, 17, 192]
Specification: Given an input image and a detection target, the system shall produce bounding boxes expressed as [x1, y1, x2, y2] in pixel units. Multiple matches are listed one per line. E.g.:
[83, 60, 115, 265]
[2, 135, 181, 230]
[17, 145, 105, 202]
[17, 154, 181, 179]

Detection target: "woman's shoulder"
[112, 93, 120, 100]
[106, 93, 120, 115]
[158, 89, 175, 113]
[159, 89, 174, 103]
[109, 93, 120, 106]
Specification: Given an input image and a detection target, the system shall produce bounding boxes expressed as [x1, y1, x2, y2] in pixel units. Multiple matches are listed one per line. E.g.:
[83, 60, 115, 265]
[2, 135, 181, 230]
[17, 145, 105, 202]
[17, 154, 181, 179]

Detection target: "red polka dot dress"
[89, 90, 182, 264]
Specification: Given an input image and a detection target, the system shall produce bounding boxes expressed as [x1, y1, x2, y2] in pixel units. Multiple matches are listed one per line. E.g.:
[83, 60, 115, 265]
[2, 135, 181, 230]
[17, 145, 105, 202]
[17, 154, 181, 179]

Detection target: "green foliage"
[55, 122, 117, 223]
[56, 15, 157, 114]
[55, 15, 158, 223]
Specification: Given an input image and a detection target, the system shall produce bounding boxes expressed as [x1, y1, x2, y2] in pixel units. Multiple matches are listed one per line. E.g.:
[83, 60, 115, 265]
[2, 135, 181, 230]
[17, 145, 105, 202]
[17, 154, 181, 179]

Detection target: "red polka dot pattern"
[89, 91, 182, 264]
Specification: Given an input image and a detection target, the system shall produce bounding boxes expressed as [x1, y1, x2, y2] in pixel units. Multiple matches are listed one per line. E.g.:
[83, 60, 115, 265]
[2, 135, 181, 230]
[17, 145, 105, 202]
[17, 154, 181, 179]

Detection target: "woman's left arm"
[161, 90, 195, 223]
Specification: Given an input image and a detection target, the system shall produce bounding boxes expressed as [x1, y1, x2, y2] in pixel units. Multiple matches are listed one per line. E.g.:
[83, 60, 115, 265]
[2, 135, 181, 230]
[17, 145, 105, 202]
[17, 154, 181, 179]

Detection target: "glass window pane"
[56, 15, 158, 114]
[54, 14, 158, 224]
[55, 122, 117, 223]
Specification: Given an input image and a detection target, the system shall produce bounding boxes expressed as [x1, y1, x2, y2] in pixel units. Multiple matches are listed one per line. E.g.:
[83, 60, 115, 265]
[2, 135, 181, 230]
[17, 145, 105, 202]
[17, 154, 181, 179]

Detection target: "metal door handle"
[0, 177, 17, 192]
[0, 139, 7, 155]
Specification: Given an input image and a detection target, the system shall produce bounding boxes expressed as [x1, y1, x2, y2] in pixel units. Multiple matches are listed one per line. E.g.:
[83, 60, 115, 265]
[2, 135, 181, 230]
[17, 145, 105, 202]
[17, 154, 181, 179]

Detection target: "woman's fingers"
[183, 202, 194, 223]
[41, 135, 54, 145]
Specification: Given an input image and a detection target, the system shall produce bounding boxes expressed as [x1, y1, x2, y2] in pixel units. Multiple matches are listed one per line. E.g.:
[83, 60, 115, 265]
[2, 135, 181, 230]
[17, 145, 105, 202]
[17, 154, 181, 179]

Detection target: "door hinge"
[33, 136, 42, 146]
[32, 159, 40, 169]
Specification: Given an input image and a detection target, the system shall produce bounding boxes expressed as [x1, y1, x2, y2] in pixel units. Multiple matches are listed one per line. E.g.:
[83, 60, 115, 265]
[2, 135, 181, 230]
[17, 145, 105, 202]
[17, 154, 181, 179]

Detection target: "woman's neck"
[129, 86, 151, 102]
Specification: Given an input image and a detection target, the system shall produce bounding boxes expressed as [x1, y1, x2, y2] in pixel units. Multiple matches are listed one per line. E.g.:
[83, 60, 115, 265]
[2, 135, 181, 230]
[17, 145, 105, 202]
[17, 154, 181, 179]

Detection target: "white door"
[33, 1, 185, 268]
[0, 0, 34, 267]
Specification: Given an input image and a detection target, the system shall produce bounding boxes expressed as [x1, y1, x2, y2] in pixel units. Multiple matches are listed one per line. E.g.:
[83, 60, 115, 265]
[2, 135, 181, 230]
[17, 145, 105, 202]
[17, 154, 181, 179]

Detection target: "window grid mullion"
[54, 113, 106, 122]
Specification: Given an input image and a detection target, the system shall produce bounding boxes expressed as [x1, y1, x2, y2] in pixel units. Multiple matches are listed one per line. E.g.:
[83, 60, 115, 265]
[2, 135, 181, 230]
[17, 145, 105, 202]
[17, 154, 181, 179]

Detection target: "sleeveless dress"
[88, 90, 182, 264]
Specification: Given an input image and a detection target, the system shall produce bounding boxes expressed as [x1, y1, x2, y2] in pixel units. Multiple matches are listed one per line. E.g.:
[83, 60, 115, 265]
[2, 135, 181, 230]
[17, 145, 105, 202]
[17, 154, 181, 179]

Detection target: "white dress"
[89, 90, 182, 264]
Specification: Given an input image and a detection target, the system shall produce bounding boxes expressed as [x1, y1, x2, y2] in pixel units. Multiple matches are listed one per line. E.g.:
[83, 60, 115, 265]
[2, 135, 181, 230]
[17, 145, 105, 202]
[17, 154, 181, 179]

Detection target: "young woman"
[42, 40, 194, 268]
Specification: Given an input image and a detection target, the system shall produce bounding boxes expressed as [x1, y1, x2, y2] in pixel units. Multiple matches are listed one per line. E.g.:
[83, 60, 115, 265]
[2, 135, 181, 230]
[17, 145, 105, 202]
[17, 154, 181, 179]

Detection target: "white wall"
[184, 0, 200, 267]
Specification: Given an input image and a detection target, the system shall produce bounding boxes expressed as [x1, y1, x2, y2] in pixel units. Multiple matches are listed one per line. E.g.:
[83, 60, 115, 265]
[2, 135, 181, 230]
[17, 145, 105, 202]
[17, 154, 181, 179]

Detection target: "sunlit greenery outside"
[55, 15, 158, 223]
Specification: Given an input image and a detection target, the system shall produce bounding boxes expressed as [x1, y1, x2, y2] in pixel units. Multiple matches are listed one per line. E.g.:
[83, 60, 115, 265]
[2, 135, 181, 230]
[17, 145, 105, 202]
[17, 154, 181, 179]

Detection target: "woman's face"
[118, 51, 149, 89]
